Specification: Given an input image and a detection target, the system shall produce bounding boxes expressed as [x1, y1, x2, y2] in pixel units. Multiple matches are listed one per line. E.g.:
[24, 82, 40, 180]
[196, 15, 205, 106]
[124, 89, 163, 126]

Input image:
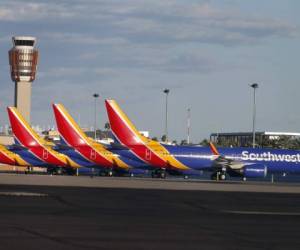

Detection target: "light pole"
[187, 108, 191, 144]
[93, 93, 99, 140]
[250, 83, 258, 148]
[163, 89, 170, 141]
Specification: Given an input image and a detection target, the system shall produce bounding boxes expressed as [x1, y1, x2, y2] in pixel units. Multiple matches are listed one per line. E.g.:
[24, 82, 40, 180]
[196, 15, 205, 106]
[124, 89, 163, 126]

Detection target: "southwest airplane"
[52, 103, 149, 176]
[7, 107, 82, 175]
[105, 99, 300, 180]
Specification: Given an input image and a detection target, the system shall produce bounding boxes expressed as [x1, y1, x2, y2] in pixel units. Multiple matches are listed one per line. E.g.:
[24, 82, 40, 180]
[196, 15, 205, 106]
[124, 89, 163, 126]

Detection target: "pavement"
[1, 174, 300, 193]
[0, 174, 300, 250]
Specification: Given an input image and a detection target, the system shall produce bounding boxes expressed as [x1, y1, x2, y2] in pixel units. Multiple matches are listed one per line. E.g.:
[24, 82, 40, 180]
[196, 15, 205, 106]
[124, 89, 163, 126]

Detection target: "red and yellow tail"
[53, 103, 129, 169]
[105, 99, 148, 146]
[209, 142, 220, 156]
[7, 107, 75, 167]
[53, 103, 92, 147]
[105, 99, 190, 170]
[7, 107, 49, 147]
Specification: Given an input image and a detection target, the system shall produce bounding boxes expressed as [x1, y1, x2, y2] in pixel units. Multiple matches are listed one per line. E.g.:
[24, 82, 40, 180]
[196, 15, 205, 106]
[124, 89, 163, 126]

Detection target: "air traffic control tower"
[9, 36, 39, 123]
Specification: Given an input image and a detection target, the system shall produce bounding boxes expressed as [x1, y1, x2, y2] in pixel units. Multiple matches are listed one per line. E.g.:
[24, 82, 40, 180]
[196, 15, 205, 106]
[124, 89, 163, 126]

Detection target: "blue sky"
[0, 0, 299, 142]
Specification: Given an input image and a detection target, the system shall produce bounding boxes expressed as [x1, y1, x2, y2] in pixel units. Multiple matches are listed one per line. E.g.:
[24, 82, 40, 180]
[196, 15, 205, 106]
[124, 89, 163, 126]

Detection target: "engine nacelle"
[242, 164, 267, 178]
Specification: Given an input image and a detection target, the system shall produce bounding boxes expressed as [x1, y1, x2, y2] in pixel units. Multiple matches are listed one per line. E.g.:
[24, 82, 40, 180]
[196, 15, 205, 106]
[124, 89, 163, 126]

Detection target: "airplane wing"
[209, 142, 245, 170]
[209, 142, 267, 179]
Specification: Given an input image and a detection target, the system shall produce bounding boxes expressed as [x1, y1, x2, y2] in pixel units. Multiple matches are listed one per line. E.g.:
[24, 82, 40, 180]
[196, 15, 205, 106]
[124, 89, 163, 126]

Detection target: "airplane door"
[145, 149, 151, 160]
[90, 149, 96, 160]
[43, 149, 48, 159]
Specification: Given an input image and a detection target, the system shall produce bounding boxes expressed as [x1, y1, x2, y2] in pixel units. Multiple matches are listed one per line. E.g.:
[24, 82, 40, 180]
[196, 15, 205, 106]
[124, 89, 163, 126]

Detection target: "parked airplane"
[105, 99, 300, 180]
[208, 142, 300, 180]
[7, 107, 81, 175]
[52, 103, 149, 176]
[105, 99, 212, 178]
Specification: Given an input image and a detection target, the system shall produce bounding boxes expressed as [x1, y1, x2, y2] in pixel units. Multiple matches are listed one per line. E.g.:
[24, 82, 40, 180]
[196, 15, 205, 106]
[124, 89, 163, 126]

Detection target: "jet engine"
[241, 164, 267, 178]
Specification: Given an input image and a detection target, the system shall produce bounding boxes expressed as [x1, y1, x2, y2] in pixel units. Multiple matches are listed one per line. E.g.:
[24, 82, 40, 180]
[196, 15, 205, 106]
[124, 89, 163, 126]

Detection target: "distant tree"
[277, 135, 300, 149]
[256, 135, 300, 150]
[104, 122, 110, 131]
[215, 137, 237, 147]
[161, 135, 167, 142]
[172, 140, 177, 145]
[152, 137, 158, 141]
[289, 137, 300, 149]
[200, 139, 209, 146]
[180, 139, 187, 145]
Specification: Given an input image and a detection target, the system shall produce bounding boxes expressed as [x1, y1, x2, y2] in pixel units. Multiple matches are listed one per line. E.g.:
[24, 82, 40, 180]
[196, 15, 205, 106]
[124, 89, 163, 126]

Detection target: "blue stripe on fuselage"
[110, 149, 152, 170]
[11, 137, 49, 166]
[57, 148, 97, 168]
[10, 148, 49, 167]
[163, 145, 213, 170]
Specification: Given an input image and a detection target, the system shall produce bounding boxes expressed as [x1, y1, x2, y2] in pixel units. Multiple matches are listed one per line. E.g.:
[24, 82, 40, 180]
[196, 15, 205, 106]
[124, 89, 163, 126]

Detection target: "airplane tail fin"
[105, 99, 147, 146]
[52, 103, 91, 147]
[7, 107, 47, 148]
[209, 142, 220, 156]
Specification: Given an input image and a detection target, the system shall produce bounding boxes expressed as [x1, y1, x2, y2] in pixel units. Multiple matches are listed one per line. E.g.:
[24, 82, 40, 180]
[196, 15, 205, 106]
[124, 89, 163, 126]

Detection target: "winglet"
[7, 107, 45, 147]
[209, 142, 220, 156]
[52, 103, 90, 147]
[105, 99, 144, 146]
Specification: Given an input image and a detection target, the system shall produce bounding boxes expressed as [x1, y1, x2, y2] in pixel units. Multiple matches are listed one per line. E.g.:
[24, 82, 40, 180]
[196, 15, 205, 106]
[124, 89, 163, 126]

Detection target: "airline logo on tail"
[7, 107, 76, 167]
[52, 103, 129, 170]
[105, 99, 190, 170]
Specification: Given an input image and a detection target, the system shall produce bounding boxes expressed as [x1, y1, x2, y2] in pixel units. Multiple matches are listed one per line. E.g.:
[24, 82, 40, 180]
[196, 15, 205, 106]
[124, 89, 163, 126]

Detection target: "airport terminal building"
[210, 131, 300, 148]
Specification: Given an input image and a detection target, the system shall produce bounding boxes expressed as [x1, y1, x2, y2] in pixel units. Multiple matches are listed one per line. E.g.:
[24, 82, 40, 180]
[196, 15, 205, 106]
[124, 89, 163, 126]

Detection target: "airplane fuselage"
[162, 145, 300, 174]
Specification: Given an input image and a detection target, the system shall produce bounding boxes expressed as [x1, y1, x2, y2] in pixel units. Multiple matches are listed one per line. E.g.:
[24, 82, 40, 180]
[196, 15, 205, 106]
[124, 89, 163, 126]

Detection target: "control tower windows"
[14, 40, 34, 46]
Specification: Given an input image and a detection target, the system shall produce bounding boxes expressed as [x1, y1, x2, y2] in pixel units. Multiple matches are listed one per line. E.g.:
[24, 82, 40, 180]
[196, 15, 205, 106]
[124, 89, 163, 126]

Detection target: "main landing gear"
[151, 169, 167, 179]
[47, 167, 63, 175]
[211, 171, 226, 181]
[99, 169, 114, 177]
[47, 167, 77, 176]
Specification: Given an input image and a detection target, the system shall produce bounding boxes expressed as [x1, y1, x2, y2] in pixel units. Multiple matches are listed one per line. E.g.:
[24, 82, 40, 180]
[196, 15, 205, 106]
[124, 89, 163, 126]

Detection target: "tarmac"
[0, 174, 300, 250]
[1, 173, 300, 193]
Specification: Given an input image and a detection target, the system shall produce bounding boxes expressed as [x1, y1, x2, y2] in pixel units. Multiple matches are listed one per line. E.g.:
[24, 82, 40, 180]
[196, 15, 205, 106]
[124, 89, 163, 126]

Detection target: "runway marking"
[222, 210, 300, 216]
[0, 191, 48, 197]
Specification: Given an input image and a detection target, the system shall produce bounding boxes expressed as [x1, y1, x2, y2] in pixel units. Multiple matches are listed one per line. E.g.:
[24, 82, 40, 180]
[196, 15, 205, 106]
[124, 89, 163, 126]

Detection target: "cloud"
[39, 66, 117, 79]
[38, 45, 217, 76]
[40, 32, 129, 46]
[162, 54, 217, 73]
[0, 0, 298, 141]
[1, 1, 297, 47]
[0, 1, 74, 21]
